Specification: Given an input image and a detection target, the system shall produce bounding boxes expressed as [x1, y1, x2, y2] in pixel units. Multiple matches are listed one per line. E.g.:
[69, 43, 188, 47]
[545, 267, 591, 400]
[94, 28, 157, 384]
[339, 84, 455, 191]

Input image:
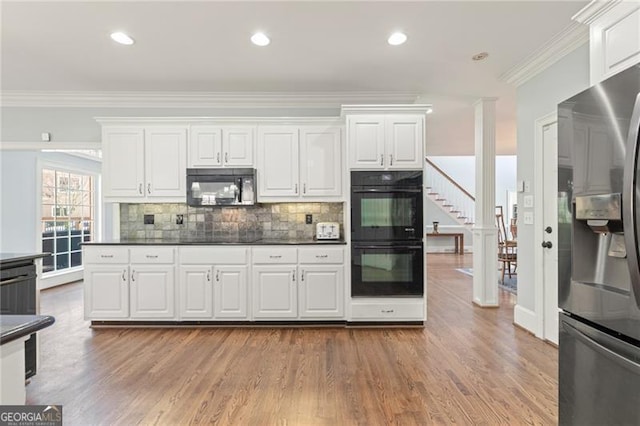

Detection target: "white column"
[472, 98, 499, 307]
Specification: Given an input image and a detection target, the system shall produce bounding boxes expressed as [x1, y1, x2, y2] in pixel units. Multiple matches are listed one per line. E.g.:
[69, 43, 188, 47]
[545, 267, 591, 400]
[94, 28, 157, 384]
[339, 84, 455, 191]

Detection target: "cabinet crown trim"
[96, 117, 344, 126]
[572, 0, 624, 24]
[340, 104, 432, 116]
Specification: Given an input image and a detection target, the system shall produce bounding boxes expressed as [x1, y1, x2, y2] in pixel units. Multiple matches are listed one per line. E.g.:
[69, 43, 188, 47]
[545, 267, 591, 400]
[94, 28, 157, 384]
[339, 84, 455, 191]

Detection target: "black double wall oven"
[351, 170, 424, 297]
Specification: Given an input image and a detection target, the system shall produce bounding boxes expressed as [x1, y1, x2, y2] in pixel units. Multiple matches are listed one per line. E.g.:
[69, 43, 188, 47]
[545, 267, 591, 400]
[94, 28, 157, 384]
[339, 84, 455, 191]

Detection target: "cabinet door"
[214, 266, 248, 318]
[130, 265, 175, 318]
[299, 265, 344, 318]
[223, 127, 255, 167]
[102, 127, 145, 197]
[385, 115, 424, 169]
[84, 265, 129, 319]
[189, 126, 222, 167]
[300, 127, 342, 197]
[145, 127, 187, 197]
[257, 126, 300, 197]
[179, 266, 213, 319]
[253, 265, 297, 318]
[348, 116, 385, 169]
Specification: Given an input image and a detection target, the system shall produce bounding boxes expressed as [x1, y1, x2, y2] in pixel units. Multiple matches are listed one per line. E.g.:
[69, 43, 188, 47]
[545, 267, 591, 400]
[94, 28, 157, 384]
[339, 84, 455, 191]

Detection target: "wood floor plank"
[27, 254, 558, 425]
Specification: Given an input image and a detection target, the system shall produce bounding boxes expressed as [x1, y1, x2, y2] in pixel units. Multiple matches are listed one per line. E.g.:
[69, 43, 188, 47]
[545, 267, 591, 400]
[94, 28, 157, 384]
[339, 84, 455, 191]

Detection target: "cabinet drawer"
[179, 247, 248, 264]
[252, 247, 297, 264]
[130, 247, 175, 264]
[298, 247, 344, 264]
[84, 247, 129, 264]
[351, 301, 424, 320]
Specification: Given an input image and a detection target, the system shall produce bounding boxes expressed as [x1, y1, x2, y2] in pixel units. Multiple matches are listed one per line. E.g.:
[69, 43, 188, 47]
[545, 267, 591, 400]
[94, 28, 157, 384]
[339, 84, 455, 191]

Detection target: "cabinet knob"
[207, 270, 211, 282]
[216, 270, 220, 281]
[292, 270, 296, 282]
[303, 183, 306, 194]
[225, 152, 229, 163]
[217, 152, 221, 163]
[301, 270, 304, 282]
[380, 154, 384, 166]
[389, 154, 393, 166]
[542, 241, 553, 249]
[545, 226, 553, 234]
[122, 270, 127, 282]
[147, 183, 151, 194]
[139, 183, 143, 194]
[131, 270, 136, 282]
[295, 184, 298, 194]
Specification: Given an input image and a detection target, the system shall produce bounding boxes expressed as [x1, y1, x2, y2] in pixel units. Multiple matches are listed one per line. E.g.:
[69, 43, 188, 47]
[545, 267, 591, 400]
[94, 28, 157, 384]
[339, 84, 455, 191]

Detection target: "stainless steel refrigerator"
[558, 64, 640, 425]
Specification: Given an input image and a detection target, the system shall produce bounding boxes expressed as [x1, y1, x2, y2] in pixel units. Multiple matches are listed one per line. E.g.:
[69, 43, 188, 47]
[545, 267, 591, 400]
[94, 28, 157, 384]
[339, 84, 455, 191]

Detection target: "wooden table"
[426, 232, 464, 255]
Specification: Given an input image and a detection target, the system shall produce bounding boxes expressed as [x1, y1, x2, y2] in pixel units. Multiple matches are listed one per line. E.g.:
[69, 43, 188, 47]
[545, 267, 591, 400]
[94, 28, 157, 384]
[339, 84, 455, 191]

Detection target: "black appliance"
[351, 170, 424, 297]
[1, 259, 38, 379]
[558, 64, 640, 425]
[186, 168, 256, 207]
[351, 170, 422, 242]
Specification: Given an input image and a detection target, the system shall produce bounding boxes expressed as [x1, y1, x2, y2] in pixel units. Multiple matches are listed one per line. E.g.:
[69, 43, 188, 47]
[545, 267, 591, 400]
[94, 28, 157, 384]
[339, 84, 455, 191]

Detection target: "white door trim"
[533, 111, 558, 339]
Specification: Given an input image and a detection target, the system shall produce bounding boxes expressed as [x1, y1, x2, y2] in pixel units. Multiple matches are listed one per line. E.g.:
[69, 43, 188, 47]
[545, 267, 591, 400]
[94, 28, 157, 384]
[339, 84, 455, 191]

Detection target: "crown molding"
[94, 116, 345, 125]
[572, 0, 623, 24]
[499, 22, 589, 87]
[0, 91, 420, 108]
[340, 104, 432, 116]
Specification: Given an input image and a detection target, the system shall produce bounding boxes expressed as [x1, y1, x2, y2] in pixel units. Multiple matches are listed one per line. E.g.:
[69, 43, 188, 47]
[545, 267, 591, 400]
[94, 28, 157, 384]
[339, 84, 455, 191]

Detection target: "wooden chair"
[496, 206, 517, 283]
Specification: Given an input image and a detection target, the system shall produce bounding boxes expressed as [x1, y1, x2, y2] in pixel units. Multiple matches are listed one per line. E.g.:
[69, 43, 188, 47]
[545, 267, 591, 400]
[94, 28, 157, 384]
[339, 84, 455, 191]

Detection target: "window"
[41, 169, 94, 274]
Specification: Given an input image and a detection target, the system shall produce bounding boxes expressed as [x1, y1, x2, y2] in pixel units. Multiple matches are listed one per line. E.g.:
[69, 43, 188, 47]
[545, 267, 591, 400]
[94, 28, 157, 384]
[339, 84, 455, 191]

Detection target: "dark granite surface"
[0, 315, 55, 345]
[83, 238, 346, 246]
[0, 253, 49, 265]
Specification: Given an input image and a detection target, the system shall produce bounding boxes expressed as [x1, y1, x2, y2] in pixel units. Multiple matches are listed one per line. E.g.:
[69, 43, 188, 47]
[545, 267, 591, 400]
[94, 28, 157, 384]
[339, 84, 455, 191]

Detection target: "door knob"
[542, 241, 553, 249]
[545, 226, 553, 234]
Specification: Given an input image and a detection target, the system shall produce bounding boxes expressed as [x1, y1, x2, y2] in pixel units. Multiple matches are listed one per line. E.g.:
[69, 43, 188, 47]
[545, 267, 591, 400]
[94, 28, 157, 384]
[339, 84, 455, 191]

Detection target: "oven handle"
[352, 189, 422, 193]
[353, 245, 423, 250]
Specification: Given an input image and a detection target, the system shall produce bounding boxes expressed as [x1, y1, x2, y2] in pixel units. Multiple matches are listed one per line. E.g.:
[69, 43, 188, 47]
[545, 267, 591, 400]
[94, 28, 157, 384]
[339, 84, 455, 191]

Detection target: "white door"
[102, 127, 145, 197]
[84, 265, 129, 319]
[214, 266, 248, 318]
[299, 266, 344, 318]
[179, 266, 213, 319]
[189, 126, 222, 167]
[130, 265, 175, 318]
[223, 127, 254, 167]
[299, 127, 342, 197]
[348, 116, 385, 169]
[386, 115, 424, 169]
[145, 127, 187, 197]
[253, 266, 297, 318]
[257, 126, 299, 197]
[542, 121, 559, 344]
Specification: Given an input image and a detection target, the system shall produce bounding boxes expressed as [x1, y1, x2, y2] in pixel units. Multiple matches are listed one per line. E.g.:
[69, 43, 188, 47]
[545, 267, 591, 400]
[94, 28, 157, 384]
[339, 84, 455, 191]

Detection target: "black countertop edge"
[1, 315, 55, 345]
[83, 239, 347, 246]
[0, 252, 50, 265]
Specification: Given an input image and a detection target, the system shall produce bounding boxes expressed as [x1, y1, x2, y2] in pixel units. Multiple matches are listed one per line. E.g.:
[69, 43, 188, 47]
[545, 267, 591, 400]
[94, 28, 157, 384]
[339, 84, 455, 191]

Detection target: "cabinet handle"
[216, 270, 220, 281]
[390, 154, 393, 166]
[315, 254, 328, 258]
[100, 254, 114, 258]
[145, 255, 158, 259]
[301, 270, 304, 281]
[295, 183, 298, 194]
[303, 183, 306, 194]
[122, 270, 126, 282]
[380, 154, 384, 166]
[381, 309, 394, 313]
[217, 152, 221, 163]
[131, 270, 136, 282]
[225, 152, 229, 163]
[139, 183, 143, 194]
[269, 255, 282, 259]
[292, 270, 296, 282]
[147, 183, 151, 194]
[207, 270, 211, 281]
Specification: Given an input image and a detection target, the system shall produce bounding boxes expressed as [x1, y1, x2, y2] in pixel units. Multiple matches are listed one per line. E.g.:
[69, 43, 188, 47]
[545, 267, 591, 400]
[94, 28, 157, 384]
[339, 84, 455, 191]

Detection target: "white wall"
[515, 43, 590, 330]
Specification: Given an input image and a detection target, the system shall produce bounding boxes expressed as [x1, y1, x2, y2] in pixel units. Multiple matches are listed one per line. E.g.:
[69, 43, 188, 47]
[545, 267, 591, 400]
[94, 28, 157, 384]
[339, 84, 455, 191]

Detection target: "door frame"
[533, 111, 558, 340]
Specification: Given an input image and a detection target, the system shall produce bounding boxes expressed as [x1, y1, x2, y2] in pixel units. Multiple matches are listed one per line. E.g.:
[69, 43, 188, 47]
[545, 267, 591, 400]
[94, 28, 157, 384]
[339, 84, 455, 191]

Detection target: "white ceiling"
[1, 1, 589, 155]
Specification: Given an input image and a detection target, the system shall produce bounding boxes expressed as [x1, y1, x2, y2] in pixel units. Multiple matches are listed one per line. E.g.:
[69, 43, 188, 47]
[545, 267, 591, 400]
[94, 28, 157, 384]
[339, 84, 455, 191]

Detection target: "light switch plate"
[524, 212, 534, 225]
[524, 195, 534, 208]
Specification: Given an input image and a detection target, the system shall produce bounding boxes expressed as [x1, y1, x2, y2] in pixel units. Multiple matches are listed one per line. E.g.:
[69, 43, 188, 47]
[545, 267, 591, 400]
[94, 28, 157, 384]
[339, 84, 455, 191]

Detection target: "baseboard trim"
[514, 304, 538, 335]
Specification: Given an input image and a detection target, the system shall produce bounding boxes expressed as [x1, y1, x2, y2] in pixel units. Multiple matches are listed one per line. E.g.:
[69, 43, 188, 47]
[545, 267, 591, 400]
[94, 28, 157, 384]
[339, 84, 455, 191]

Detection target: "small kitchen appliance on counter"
[316, 222, 340, 240]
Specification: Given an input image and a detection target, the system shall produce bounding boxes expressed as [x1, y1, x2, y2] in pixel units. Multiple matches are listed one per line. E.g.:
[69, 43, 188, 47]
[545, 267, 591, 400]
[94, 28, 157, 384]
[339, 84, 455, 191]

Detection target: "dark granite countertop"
[0, 253, 49, 265]
[83, 238, 346, 246]
[1, 315, 55, 345]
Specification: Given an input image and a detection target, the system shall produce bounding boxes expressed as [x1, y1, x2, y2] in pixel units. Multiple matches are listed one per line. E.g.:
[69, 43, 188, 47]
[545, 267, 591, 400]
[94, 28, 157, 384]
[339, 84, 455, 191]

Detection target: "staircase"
[425, 158, 475, 227]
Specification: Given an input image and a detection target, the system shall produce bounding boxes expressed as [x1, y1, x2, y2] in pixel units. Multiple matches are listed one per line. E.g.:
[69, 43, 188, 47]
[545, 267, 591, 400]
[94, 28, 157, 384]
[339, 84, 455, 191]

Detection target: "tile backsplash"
[119, 203, 343, 241]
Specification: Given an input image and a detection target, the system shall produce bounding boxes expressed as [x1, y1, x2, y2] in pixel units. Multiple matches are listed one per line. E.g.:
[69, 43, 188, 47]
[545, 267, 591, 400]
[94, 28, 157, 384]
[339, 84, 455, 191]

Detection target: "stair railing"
[425, 158, 475, 225]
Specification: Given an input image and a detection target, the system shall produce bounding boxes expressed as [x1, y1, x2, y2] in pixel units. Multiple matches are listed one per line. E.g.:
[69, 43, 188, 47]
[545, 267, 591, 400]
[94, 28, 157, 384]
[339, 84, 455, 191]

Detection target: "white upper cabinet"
[258, 126, 300, 197]
[346, 111, 425, 170]
[257, 124, 343, 201]
[576, 2, 640, 84]
[102, 125, 187, 202]
[188, 126, 254, 168]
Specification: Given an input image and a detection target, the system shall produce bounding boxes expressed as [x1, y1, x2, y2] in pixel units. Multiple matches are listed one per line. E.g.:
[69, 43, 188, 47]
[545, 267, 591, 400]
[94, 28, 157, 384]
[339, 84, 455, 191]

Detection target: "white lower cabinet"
[253, 266, 298, 318]
[84, 265, 129, 319]
[214, 266, 248, 318]
[179, 266, 213, 318]
[299, 265, 344, 318]
[130, 265, 175, 319]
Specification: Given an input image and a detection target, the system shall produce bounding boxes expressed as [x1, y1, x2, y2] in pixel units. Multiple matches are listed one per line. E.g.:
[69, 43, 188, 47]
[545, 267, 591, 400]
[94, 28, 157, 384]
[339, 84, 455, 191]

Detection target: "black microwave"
[186, 168, 256, 207]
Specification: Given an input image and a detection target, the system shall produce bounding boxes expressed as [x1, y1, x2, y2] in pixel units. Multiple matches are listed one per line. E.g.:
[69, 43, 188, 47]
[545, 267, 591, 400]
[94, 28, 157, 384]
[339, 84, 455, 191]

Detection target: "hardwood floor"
[29, 254, 557, 425]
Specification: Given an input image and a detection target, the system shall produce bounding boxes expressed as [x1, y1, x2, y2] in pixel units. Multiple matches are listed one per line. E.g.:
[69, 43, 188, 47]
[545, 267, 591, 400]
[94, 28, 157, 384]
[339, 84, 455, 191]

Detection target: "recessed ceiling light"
[388, 32, 407, 46]
[251, 32, 270, 47]
[110, 32, 134, 45]
[472, 52, 489, 61]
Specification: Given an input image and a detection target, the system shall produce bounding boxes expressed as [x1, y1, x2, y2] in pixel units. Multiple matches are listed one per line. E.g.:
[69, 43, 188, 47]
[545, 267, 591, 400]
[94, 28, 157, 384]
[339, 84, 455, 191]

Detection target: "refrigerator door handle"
[622, 92, 640, 307]
[563, 321, 640, 375]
